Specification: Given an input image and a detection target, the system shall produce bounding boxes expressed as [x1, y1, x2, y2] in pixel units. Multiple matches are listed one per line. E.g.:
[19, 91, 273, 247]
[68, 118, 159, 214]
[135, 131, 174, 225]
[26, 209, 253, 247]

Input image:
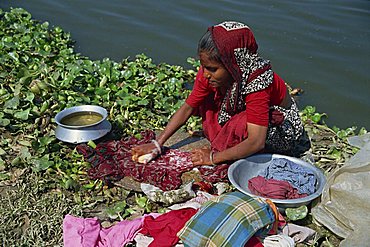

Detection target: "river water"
[1, 0, 369, 129]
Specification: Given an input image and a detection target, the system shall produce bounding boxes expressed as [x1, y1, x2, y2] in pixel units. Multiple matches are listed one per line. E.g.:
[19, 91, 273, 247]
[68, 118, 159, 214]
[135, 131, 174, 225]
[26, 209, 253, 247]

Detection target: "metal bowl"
[55, 105, 111, 144]
[228, 154, 326, 209]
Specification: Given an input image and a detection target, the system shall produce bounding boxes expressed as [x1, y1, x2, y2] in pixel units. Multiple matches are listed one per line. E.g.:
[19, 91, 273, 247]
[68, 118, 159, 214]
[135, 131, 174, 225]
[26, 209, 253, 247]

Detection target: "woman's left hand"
[191, 148, 212, 166]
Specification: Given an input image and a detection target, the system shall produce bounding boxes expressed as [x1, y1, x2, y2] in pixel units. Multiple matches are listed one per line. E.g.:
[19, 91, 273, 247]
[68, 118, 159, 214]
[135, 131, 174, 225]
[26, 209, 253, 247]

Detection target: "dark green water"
[1, 0, 369, 129]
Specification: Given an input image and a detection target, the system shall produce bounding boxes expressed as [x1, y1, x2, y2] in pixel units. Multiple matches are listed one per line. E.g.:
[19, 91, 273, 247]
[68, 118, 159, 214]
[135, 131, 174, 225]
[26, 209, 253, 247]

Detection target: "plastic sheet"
[312, 133, 370, 246]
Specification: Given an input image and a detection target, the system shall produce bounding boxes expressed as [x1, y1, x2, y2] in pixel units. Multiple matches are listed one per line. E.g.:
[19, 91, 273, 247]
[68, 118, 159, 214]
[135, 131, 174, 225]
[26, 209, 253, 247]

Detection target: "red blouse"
[185, 66, 287, 127]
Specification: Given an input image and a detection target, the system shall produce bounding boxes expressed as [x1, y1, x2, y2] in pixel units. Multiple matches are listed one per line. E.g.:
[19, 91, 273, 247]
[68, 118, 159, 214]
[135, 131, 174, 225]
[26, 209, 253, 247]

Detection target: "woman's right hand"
[131, 142, 161, 164]
[131, 103, 193, 164]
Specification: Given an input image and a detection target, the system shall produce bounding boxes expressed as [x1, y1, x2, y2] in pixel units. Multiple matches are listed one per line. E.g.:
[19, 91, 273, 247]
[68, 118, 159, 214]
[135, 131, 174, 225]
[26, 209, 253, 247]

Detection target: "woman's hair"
[197, 30, 221, 62]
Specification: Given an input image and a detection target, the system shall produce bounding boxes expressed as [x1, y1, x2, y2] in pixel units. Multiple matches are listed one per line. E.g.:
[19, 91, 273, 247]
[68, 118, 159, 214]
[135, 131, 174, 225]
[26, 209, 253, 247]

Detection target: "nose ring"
[205, 73, 211, 79]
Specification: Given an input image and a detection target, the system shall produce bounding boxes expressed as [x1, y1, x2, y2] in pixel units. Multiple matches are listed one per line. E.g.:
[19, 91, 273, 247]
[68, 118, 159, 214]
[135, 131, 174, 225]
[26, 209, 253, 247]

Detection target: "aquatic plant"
[0, 8, 198, 245]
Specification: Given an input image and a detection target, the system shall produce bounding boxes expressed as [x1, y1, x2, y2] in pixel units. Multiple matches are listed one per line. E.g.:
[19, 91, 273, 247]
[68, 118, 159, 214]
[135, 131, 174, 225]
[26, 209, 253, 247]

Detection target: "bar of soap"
[137, 153, 155, 164]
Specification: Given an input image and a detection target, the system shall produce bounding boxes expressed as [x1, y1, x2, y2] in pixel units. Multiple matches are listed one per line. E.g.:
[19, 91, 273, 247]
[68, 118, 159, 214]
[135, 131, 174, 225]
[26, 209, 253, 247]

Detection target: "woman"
[132, 21, 310, 166]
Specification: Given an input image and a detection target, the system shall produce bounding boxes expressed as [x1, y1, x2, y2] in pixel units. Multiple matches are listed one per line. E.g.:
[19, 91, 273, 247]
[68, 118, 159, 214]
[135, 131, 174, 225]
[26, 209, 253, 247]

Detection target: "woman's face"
[199, 52, 233, 89]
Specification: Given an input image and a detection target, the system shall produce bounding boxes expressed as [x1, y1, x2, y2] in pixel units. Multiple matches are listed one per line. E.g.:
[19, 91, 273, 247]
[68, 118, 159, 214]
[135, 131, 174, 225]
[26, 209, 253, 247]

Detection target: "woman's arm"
[191, 123, 267, 165]
[157, 102, 194, 146]
[132, 67, 208, 162]
[131, 102, 194, 162]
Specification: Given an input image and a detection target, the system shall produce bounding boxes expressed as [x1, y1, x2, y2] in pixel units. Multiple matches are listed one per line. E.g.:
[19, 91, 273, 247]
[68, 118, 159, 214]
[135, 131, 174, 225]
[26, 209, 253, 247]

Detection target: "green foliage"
[301, 105, 367, 175]
[0, 10, 203, 244]
[0, 8, 200, 188]
[300, 106, 327, 124]
[104, 193, 153, 220]
[105, 201, 128, 220]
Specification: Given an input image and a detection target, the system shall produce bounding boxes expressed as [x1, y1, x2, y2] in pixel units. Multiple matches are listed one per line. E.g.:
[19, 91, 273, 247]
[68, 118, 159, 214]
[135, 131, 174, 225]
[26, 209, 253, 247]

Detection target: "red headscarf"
[209, 21, 274, 125]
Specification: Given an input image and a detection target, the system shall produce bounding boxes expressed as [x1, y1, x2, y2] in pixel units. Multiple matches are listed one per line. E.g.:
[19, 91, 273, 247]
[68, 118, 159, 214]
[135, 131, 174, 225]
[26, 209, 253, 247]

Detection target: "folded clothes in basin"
[260, 158, 317, 195]
[248, 175, 309, 199]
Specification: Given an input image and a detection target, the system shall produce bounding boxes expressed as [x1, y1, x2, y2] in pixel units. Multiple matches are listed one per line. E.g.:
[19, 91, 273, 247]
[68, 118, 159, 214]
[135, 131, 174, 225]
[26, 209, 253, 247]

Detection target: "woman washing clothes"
[132, 21, 310, 166]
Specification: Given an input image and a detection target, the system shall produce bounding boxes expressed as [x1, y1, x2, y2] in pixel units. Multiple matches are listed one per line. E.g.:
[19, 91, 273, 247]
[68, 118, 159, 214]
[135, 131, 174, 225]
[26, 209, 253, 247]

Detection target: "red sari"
[186, 67, 287, 152]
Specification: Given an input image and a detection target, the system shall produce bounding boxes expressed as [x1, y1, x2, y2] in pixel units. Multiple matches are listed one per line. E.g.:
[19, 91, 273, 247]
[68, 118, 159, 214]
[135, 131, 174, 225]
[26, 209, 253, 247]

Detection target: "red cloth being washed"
[248, 175, 308, 199]
[76, 130, 230, 191]
[139, 208, 198, 247]
[76, 131, 194, 191]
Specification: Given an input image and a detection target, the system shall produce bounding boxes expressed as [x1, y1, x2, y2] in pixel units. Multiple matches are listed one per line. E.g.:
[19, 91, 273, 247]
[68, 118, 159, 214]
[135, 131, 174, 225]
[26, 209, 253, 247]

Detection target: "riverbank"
[0, 8, 367, 246]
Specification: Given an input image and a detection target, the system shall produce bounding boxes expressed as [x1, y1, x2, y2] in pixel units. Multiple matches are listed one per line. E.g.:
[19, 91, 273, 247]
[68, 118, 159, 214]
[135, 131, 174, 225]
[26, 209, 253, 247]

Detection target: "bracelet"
[209, 151, 216, 165]
[152, 140, 162, 154]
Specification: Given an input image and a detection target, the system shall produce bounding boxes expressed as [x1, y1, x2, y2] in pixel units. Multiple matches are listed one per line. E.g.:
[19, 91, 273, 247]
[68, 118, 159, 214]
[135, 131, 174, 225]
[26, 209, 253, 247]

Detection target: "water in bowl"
[60, 111, 103, 126]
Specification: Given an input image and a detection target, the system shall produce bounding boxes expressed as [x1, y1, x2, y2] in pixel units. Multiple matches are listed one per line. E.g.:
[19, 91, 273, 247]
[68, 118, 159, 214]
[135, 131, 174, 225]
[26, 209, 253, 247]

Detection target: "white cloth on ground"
[282, 223, 316, 244]
[262, 234, 295, 247]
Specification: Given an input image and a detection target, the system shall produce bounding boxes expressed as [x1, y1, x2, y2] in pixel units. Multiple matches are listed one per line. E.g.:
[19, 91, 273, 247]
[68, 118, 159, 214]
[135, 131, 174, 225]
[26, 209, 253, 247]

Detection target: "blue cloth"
[260, 158, 317, 195]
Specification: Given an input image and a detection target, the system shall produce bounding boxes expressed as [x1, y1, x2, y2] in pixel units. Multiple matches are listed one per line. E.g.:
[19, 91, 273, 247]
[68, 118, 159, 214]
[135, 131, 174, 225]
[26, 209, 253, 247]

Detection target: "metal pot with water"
[55, 105, 111, 144]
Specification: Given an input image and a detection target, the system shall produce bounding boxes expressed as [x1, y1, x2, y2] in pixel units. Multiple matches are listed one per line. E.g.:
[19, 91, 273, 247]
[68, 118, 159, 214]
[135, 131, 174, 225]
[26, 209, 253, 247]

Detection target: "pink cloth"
[63, 214, 160, 247]
[248, 176, 308, 199]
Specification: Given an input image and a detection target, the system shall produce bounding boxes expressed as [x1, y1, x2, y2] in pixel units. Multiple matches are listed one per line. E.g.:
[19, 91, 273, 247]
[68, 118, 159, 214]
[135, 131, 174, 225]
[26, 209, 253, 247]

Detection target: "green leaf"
[359, 127, 368, 135]
[122, 70, 133, 80]
[14, 108, 30, 120]
[329, 148, 342, 160]
[137, 99, 149, 106]
[105, 208, 119, 219]
[95, 87, 108, 96]
[64, 178, 79, 190]
[156, 73, 167, 82]
[105, 201, 127, 219]
[0, 88, 8, 96]
[39, 136, 54, 147]
[305, 106, 316, 115]
[136, 195, 148, 208]
[285, 205, 308, 221]
[25, 91, 35, 102]
[14, 84, 23, 96]
[0, 118, 10, 127]
[18, 140, 32, 147]
[113, 201, 127, 212]
[116, 88, 129, 99]
[311, 113, 322, 123]
[32, 154, 54, 171]
[8, 51, 19, 62]
[11, 157, 21, 166]
[87, 140, 96, 149]
[4, 96, 20, 109]
[20, 146, 31, 161]
[0, 172, 10, 181]
[82, 181, 96, 190]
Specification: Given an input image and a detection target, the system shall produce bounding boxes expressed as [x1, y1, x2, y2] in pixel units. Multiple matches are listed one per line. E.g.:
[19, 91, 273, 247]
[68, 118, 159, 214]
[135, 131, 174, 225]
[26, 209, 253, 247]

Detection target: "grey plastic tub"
[228, 154, 326, 209]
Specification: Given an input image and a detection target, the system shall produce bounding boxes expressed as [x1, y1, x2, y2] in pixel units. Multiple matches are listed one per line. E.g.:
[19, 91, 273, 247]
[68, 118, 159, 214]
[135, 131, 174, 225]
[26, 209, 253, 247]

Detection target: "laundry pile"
[248, 158, 317, 199]
[63, 191, 316, 247]
[71, 132, 318, 246]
